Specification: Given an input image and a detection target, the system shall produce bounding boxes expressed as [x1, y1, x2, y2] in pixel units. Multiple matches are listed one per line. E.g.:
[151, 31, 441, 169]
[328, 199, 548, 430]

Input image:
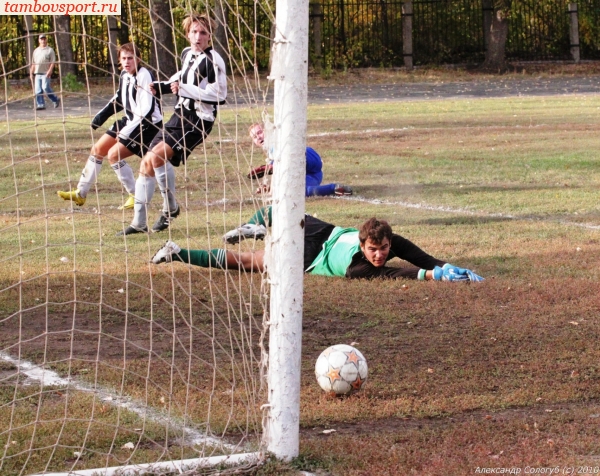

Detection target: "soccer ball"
[315, 344, 368, 395]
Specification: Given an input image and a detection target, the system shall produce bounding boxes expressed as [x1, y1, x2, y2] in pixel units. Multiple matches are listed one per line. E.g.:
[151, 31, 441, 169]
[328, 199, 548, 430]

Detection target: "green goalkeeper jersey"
[306, 227, 360, 277]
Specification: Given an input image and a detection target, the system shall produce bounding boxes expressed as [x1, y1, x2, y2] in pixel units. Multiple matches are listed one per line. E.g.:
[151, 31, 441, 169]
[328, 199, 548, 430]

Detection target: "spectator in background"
[30, 34, 60, 110]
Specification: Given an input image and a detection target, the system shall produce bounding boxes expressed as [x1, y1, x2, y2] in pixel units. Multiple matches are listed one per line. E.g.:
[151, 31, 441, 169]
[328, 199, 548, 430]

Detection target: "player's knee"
[89, 153, 104, 162]
[150, 143, 171, 164]
[106, 150, 119, 164]
[139, 158, 154, 176]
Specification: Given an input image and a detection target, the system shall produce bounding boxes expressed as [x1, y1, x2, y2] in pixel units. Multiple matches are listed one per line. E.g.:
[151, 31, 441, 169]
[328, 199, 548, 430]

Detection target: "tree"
[481, 0, 512, 73]
[213, 0, 229, 70]
[54, 16, 77, 77]
[149, 0, 176, 79]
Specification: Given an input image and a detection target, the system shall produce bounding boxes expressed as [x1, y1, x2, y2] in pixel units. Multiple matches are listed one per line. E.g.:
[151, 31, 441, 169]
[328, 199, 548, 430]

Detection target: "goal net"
[0, 1, 290, 473]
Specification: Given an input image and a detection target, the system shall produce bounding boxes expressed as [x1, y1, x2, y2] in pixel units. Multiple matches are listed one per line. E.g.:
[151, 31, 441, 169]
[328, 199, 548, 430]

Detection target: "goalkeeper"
[248, 123, 353, 197]
[151, 207, 484, 282]
[57, 43, 163, 210]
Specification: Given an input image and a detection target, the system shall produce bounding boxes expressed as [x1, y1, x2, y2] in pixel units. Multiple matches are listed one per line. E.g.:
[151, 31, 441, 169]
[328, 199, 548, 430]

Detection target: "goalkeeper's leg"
[152, 241, 265, 272]
[247, 206, 272, 226]
[222, 206, 272, 244]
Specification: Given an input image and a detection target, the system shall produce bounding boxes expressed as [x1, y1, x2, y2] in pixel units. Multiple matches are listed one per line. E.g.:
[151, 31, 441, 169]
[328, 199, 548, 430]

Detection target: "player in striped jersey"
[57, 42, 163, 209]
[119, 13, 227, 235]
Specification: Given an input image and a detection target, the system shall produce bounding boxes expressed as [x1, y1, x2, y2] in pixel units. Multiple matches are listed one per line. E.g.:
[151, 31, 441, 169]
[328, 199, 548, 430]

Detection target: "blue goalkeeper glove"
[447, 264, 485, 282]
[464, 269, 484, 282]
[433, 263, 484, 282]
[432, 264, 469, 282]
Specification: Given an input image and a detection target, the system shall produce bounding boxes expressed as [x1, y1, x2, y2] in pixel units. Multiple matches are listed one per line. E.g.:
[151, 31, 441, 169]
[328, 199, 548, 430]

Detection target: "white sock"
[131, 175, 156, 229]
[166, 162, 177, 209]
[111, 160, 136, 194]
[77, 155, 103, 197]
[155, 163, 177, 213]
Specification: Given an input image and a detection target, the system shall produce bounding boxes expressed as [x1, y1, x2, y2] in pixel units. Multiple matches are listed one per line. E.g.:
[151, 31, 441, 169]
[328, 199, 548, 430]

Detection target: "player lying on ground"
[118, 13, 227, 235]
[57, 43, 163, 210]
[247, 123, 353, 197]
[151, 207, 484, 282]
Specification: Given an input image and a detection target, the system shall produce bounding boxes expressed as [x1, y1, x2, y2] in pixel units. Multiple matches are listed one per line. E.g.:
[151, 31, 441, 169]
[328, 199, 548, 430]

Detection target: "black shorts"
[149, 109, 214, 167]
[303, 215, 335, 271]
[106, 117, 163, 158]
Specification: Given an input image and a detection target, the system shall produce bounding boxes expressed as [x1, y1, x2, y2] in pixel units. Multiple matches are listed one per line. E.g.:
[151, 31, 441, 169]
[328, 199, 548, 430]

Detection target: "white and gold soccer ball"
[315, 344, 368, 395]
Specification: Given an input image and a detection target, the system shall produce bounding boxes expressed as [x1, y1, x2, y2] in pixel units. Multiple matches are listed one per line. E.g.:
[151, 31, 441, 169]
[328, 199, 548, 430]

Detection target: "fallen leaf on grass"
[569, 321, 579, 326]
[322, 429, 336, 434]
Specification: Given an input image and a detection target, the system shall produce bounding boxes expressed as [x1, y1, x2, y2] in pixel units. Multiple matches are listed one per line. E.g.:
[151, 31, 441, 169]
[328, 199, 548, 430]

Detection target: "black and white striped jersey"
[154, 47, 227, 122]
[92, 66, 162, 138]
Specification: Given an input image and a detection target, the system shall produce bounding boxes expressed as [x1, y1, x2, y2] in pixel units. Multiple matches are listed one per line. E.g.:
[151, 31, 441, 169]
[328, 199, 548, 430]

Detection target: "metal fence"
[318, 0, 404, 68]
[1, 0, 600, 79]
[411, 0, 485, 64]
[579, 0, 600, 59]
[508, 0, 570, 60]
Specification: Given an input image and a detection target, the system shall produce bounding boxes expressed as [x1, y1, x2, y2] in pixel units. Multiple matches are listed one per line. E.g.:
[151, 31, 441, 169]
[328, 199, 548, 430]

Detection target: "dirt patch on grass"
[302, 399, 600, 437]
[3, 310, 187, 362]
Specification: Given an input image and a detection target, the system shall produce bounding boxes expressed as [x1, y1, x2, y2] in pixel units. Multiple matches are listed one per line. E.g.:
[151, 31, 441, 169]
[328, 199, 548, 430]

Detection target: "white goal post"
[265, 0, 309, 460]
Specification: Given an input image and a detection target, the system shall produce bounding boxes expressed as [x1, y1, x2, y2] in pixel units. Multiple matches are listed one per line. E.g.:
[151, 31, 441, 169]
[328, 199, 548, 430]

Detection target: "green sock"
[247, 206, 272, 227]
[173, 248, 227, 269]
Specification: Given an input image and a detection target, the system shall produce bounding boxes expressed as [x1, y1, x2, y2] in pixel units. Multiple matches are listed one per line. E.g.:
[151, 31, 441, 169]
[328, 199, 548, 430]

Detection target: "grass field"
[1, 84, 600, 475]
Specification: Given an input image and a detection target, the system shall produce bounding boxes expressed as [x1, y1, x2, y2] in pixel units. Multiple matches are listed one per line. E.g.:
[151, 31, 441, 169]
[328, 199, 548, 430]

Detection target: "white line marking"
[0, 352, 241, 451]
[340, 195, 600, 230]
[308, 127, 410, 137]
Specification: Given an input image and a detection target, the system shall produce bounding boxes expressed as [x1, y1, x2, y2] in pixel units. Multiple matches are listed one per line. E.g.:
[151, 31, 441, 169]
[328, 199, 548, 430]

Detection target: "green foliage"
[61, 72, 84, 92]
[1, 0, 599, 76]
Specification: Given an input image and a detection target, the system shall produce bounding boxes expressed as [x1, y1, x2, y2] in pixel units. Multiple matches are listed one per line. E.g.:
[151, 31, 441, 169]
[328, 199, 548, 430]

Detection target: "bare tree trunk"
[480, 1, 511, 73]
[213, 0, 229, 70]
[149, 0, 176, 80]
[54, 16, 77, 77]
[106, 16, 120, 75]
[269, 21, 276, 71]
[310, 0, 323, 72]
